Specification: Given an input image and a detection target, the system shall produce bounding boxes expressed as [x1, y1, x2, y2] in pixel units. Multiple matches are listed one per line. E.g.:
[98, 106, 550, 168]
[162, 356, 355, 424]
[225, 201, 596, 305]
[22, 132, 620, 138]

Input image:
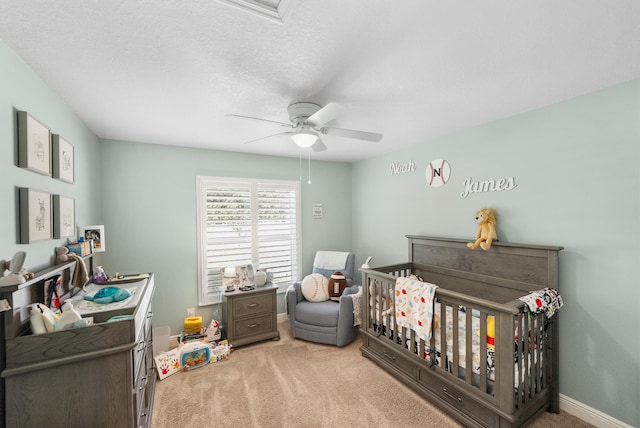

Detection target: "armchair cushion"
[295, 300, 339, 327]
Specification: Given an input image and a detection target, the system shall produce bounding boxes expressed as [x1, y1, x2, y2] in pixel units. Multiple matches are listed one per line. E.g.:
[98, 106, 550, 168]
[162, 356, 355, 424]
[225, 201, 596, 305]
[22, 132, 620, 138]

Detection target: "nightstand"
[222, 283, 280, 347]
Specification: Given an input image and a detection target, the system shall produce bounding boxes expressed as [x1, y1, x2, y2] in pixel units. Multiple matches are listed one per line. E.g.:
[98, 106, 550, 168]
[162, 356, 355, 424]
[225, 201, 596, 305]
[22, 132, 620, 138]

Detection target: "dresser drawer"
[233, 314, 274, 338]
[417, 369, 498, 427]
[232, 293, 273, 317]
[366, 336, 417, 379]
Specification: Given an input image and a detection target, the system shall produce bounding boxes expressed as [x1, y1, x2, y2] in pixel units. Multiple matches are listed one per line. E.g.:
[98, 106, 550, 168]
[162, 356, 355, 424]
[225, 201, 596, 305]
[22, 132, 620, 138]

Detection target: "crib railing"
[361, 264, 552, 414]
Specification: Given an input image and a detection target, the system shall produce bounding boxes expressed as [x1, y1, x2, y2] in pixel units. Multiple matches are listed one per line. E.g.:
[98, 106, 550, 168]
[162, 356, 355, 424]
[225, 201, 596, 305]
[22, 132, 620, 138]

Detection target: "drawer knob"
[247, 303, 259, 308]
[247, 322, 260, 328]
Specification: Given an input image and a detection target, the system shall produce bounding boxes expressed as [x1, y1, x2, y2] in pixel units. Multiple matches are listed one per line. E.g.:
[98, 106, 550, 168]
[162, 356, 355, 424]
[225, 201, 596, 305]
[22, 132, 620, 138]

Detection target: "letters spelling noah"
[390, 160, 416, 175]
[460, 176, 517, 198]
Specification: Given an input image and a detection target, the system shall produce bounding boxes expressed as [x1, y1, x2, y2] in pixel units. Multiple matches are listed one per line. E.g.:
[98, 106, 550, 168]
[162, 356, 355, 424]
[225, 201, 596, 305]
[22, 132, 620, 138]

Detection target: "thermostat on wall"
[313, 204, 323, 219]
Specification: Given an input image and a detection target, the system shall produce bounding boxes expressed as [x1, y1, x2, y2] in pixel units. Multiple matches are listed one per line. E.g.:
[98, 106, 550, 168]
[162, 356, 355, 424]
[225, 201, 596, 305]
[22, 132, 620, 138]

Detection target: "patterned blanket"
[394, 276, 438, 342]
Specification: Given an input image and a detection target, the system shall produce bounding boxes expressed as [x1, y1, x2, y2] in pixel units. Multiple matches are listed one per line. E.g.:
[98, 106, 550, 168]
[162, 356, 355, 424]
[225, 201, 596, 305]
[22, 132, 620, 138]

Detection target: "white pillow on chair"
[300, 274, 330, 302]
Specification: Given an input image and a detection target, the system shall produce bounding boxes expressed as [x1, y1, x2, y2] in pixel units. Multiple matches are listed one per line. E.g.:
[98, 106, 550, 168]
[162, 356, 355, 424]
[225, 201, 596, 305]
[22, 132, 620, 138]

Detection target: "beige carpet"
[152, 320, 593, 428]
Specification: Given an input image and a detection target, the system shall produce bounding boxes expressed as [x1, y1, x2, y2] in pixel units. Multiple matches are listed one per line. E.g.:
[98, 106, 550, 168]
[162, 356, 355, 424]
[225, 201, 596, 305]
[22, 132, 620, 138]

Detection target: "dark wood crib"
[360, 236, 563, 428]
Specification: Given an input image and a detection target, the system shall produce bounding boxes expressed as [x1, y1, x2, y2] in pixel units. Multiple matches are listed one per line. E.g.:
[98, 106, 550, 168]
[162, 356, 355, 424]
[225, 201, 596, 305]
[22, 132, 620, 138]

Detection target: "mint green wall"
[352, 80, 640, 426]
[0, 41, 103, 274]
[99, 140, 352, 334]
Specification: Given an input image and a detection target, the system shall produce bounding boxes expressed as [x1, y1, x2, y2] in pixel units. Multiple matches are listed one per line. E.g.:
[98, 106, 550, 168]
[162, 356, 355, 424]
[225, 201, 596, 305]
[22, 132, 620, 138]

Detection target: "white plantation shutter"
[196, 176, 301, 305]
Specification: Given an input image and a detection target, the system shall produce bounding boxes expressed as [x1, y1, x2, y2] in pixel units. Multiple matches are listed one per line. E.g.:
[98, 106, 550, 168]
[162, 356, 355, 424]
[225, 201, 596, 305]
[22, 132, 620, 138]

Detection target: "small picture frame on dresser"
[79, 224, 106, 253]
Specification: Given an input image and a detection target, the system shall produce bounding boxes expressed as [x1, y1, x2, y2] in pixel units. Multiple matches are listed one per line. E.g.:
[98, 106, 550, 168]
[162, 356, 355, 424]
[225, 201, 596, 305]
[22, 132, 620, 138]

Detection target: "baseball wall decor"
[425, 159, 451, 187]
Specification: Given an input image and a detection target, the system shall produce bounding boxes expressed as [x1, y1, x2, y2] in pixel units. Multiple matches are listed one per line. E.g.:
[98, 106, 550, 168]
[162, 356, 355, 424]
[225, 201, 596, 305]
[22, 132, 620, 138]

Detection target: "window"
[196, 176, 301, 305]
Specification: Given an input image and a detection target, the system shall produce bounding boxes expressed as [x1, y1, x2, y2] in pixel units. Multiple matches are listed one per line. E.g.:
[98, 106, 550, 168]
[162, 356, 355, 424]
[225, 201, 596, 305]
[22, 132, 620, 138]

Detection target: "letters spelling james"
[460, 176, 516, 198]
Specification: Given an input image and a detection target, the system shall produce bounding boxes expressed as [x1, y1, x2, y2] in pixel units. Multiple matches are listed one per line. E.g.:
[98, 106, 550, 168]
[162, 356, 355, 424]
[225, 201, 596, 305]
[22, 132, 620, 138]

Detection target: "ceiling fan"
[225, 102, 383, 152]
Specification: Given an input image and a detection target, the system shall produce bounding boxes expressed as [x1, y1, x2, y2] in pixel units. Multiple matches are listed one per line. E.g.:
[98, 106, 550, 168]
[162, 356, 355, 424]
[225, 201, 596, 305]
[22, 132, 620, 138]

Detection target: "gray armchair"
[286, 251, 360, 347]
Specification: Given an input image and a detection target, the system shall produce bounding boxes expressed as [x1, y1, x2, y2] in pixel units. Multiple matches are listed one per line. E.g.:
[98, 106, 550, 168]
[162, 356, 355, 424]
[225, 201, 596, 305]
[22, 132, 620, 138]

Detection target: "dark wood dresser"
[0, 263, 156, 428]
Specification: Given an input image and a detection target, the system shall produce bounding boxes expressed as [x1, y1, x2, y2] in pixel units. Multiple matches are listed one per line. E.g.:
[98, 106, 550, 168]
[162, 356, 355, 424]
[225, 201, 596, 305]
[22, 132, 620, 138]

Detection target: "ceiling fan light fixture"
[291, 128, 318, 148]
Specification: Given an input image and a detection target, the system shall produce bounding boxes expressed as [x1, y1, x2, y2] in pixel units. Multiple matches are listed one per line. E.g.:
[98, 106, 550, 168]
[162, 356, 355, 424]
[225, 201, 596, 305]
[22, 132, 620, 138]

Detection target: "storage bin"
[152, 326, 170, 356]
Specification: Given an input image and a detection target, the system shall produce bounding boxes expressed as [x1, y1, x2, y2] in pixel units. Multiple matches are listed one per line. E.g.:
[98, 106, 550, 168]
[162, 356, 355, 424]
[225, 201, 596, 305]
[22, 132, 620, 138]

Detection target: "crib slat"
[496, 311, 516, 412]
[429, 316, 436, 366]
[452, 302, 459, 379]
[534, 314, 541, 393]
[464, 308, 472, 384]
[524, 310, 532, 400]
[517, 313, 524, 407]
[386, 280, 392, 342]
[479, 311, 488, 392]
[440, 301, 446, 371]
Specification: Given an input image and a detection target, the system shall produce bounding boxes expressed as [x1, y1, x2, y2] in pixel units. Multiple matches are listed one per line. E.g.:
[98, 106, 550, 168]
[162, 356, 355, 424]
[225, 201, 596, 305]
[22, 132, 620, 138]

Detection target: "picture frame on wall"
[17, 111, 51, 176]
[79, 224, 106, 252]
[53, 195, 75, 238]
[19, 188, 52, 243]
[52, 134, 74, 183]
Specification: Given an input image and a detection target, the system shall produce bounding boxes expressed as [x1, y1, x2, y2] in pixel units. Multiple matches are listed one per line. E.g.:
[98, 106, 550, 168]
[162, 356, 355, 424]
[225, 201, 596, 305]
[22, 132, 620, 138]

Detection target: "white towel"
[313, 251, 350, 270]
[351, 286, 363, 326]
[394, 276, 438, 342]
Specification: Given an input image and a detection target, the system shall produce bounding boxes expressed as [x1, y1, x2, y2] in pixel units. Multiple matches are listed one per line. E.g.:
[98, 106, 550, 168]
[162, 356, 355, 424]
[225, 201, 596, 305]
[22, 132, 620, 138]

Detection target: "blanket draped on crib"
[394, 276, 438, 342]
[518, 288, 563, 318]
[351, 286, 363, 326]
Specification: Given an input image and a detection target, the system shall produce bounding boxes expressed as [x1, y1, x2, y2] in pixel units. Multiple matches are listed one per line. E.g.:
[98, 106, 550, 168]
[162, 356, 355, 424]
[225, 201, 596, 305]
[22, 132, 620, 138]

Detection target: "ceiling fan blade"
[306, 102, 344, 127]
[243, 131, 292, 144]
[311, 135, 327, 152]
[226, 114, 292, 128]
[320, 126, 383, 143]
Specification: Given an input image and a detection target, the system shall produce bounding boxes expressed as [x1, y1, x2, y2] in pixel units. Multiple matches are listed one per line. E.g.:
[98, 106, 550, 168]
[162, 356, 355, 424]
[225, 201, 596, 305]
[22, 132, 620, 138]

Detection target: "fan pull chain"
[308, 148, 312, 184]
[299, 151, 302, 181]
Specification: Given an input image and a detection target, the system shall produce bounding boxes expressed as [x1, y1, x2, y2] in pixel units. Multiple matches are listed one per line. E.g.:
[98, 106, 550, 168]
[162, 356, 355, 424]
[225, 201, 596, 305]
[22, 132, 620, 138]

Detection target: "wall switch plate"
[187, 308, 195, 317]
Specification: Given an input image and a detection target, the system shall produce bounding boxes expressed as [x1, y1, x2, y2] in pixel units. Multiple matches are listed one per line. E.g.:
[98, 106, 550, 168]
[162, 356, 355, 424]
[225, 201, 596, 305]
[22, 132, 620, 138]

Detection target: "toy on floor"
[467, 208, 497, 250]
[154, 339, 230, 380]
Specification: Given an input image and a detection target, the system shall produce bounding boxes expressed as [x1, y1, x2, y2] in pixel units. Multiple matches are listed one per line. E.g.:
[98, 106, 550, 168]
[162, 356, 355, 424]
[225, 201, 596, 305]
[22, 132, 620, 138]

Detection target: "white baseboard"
[560, 394, 633, 428]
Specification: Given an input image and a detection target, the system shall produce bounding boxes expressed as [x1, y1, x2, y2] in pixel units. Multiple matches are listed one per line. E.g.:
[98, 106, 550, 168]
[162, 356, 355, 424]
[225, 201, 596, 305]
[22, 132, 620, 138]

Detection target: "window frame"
[196, 176, 302, 306]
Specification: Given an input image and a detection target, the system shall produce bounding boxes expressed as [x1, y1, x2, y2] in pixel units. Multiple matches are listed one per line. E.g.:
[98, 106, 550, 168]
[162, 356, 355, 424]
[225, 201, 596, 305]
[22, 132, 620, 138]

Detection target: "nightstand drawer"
[233, 314, 274, 338]
[232, 293, 273, 317]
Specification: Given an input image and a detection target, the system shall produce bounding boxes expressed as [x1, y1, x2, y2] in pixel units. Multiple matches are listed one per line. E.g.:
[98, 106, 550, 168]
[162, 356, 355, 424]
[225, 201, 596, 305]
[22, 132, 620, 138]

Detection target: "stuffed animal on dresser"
[467, 208, 497, 250]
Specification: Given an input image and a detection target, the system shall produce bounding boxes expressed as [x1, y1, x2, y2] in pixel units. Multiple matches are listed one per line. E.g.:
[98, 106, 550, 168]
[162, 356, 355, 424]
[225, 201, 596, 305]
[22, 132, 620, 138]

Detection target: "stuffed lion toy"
[467, 208, 497, 250]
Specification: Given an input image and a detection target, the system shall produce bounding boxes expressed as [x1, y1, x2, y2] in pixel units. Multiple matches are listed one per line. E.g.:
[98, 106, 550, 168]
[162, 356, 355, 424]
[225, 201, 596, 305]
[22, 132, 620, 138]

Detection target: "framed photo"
[53, 195, 75, 238]
[79, 224, 106, 252]
[52, 134, 74, 183]
[18, 111, 51, 176]
[19, 188, 52, 243]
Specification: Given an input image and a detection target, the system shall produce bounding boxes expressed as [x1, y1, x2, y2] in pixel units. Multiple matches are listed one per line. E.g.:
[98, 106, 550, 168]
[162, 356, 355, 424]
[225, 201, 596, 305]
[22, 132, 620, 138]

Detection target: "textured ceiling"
[1, 1, 639, 162]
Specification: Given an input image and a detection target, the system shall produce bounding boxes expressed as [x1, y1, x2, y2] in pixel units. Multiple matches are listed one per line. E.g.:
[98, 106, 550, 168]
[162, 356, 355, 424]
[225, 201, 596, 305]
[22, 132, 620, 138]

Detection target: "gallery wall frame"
[17, 111, 51, 176]
[79, 224, 106, 253]
[52, 134, 74, 183]
[53, 195, 75, 238]
[19, 187, 52, 243]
